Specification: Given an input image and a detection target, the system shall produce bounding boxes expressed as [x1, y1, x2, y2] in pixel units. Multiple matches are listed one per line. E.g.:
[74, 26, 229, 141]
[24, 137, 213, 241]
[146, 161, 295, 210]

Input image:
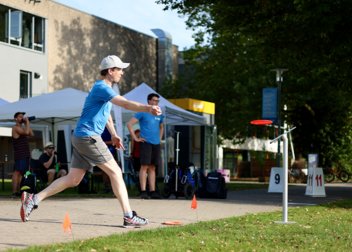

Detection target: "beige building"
[0, 0, 179, 173]
[0, 0, 178, 98]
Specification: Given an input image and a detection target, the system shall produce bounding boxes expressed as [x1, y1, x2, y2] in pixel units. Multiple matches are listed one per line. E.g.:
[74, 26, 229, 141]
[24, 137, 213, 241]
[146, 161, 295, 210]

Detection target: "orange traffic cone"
[63, 212, 72, 235]
[191, 195, 198, 210]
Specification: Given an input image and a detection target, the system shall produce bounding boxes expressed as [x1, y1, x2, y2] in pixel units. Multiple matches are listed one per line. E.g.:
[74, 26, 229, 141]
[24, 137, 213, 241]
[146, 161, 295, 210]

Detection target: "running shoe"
[20, 192, 38, 222]
[123, 211, 149, 229]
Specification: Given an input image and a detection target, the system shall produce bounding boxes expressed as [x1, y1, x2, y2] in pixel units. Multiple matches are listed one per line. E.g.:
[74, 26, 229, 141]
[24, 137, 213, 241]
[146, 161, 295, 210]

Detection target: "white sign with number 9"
[268, 168, 283, 193]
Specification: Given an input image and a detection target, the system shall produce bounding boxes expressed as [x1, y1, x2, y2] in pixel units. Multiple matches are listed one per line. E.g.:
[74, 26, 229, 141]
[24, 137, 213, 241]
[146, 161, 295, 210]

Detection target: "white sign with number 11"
[305, 168, 326, 197]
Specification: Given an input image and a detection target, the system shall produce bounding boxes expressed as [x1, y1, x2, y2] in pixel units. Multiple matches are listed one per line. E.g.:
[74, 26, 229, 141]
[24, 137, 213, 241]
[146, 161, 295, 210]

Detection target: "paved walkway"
[1, 182, 351, 251]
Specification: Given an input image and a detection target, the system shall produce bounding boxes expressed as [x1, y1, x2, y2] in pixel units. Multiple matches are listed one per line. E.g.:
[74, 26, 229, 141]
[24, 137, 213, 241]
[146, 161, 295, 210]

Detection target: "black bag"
[193, 170, 205, 191]
[20, 173, 37, 194]
[199, 172, 227, 199]
[78, 172, 96, 194]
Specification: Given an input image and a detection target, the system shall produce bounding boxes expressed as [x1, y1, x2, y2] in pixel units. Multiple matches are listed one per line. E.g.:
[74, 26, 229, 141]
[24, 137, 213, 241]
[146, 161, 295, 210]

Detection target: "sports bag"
[199, 171, 227, 199]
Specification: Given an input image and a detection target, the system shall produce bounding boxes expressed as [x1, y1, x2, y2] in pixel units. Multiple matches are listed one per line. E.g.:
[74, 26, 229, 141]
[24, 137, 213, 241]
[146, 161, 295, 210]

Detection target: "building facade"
[0, 0, 178, 101]
[0, 0, 179, 174]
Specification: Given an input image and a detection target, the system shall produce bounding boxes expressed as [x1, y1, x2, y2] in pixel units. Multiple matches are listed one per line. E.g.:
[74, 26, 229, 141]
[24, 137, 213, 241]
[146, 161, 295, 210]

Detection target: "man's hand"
[112, 136, 125, 151]
[52, 150, 56, 156]
[134, 137, 146, 143]
[150, 105, 162, 116]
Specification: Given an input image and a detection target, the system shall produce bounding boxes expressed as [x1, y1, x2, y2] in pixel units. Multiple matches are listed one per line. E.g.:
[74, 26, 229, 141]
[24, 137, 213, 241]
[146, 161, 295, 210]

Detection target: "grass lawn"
[6, 198, 352, 251]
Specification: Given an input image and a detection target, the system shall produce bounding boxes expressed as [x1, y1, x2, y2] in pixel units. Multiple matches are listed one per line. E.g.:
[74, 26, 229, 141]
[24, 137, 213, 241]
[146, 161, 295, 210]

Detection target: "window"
[21, 12, 32, 49]
[0, 5, 9, 42]
[34, 16, 44, 51]
[0, 4, 45, 52]
[20, 71, 32, 99]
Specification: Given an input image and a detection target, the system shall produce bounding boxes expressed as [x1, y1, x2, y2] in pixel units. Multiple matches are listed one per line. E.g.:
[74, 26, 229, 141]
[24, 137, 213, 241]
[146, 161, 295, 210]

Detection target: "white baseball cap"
[101, 55, 130, 70]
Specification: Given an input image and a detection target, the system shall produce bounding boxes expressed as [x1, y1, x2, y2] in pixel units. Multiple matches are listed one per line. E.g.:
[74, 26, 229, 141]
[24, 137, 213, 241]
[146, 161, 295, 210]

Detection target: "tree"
[157, 0, 352, 166]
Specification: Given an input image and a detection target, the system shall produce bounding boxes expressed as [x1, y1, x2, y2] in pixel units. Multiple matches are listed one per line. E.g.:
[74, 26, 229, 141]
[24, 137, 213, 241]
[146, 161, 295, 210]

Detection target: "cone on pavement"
[191, 195, 198, 210]
[63, 212, 72, 235]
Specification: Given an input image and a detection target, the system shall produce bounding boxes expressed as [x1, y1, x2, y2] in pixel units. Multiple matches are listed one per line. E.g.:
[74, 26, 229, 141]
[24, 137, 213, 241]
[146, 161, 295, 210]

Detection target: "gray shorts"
[71, 134, 114, 171]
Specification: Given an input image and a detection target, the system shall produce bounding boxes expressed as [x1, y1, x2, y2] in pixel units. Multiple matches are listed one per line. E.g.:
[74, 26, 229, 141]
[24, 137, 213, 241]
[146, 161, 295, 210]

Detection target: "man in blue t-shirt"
[21, 55, 162, 229]
[127, 93, 164, 200]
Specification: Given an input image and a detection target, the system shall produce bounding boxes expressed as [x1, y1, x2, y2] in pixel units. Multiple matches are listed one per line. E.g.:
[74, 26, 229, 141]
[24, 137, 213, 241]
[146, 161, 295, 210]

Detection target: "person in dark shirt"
[39, 142, 67, 185]
[12, 112, 34, 197]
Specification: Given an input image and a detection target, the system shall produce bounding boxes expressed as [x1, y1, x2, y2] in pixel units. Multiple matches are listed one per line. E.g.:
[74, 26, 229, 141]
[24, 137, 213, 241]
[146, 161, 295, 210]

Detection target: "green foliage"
[252, 151, 266, 174]
[158, 0, 352, 166]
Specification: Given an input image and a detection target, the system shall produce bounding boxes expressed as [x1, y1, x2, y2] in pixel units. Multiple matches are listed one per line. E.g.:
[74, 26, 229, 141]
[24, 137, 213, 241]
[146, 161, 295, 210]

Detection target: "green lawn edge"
[6, 198, 352, 252]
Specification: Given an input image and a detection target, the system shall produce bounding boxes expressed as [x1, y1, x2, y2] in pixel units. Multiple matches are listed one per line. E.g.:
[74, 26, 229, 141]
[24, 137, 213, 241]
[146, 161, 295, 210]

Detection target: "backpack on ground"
[78, 172, 96, 194]
[193, 169, 205, 193]
[20, 173, 37, 194]
[199, 171, 227, 199]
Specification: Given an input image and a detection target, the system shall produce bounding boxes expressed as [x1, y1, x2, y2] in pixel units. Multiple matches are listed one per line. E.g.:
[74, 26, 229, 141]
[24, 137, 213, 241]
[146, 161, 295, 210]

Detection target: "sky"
[52, 0, 195, 51]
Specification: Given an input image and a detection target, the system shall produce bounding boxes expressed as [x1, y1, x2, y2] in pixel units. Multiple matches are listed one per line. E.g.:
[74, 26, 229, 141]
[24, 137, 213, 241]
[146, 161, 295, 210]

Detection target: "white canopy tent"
[0, 88, 89, 170]
[122, 83, 206, 126]
[0, 97, 12, 137]
[0, 85, 207, 174]
[0, 97, 9, 107]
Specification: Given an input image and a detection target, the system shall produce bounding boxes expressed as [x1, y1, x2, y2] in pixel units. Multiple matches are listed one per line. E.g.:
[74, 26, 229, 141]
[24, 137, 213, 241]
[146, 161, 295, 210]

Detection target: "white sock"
[124, 211, 133, 218]
[33, 194, 40, 205]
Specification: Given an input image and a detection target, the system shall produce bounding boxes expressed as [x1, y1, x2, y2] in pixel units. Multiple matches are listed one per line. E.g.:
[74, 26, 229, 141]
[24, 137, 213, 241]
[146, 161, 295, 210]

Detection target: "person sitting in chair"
[39, 142, 67, 185]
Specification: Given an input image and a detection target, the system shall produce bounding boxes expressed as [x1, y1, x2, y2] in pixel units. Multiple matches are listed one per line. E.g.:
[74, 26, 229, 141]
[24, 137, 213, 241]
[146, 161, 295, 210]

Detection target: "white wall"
[220, 137, 284, 153]
[0, 19, 48, 102]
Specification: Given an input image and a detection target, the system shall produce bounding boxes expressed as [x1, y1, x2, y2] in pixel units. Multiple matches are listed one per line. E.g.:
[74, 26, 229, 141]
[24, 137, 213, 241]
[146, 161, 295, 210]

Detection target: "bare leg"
[148, 165, 156, 191]
[37, 168, 85, 202]
[12, 170, 21, 193]
[98, 158, 131, 213]
[47, 169, 56, 185]
[17, 172, 23, 193]
[139, 165, 149, 191]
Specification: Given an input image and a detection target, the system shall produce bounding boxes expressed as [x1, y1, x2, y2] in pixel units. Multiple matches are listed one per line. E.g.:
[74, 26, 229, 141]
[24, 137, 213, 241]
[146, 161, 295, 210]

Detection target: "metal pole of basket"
[270, 126, 297, 224]
[175, 131, 180, 192]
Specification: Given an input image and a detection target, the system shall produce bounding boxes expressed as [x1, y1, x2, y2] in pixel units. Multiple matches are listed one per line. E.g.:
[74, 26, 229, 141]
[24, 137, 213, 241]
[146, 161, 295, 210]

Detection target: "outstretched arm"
[110, 95, 161, 116]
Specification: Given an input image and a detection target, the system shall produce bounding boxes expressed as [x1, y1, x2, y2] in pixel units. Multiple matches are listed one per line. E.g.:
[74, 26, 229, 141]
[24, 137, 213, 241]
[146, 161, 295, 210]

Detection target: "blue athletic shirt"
[134, 112, 163, 145]
[74, 80, 117, 137]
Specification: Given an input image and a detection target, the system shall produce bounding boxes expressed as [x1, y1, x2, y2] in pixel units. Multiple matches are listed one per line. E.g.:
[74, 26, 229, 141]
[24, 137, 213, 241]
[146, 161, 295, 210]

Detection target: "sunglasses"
[47, 147, 54, 149]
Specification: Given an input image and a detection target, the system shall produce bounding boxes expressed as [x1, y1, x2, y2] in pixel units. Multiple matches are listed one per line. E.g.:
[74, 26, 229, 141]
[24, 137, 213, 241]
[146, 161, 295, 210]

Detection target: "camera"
[20, 116, 36, 123]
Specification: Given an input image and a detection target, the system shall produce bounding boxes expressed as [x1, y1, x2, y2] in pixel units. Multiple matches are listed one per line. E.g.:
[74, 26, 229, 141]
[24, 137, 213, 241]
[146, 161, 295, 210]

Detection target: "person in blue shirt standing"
[20, 55, 162, 229]
[127, 93, 164, 199]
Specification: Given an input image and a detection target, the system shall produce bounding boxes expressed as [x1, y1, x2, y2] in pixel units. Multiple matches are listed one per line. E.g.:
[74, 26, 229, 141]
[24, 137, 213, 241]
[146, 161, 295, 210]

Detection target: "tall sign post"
[270, 68, 288, 168]
[270, 126, 296, 224]
[262, 88, 277, 124]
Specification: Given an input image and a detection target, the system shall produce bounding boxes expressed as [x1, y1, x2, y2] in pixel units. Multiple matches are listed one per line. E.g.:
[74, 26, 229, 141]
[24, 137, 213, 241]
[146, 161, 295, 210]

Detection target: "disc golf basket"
[250, 120, 273, 125]
[161, 131, 195, 199]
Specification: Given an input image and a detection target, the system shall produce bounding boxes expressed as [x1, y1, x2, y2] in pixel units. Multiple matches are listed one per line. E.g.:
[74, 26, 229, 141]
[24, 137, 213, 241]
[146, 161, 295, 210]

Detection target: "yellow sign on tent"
[167, 98, 215, 115]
